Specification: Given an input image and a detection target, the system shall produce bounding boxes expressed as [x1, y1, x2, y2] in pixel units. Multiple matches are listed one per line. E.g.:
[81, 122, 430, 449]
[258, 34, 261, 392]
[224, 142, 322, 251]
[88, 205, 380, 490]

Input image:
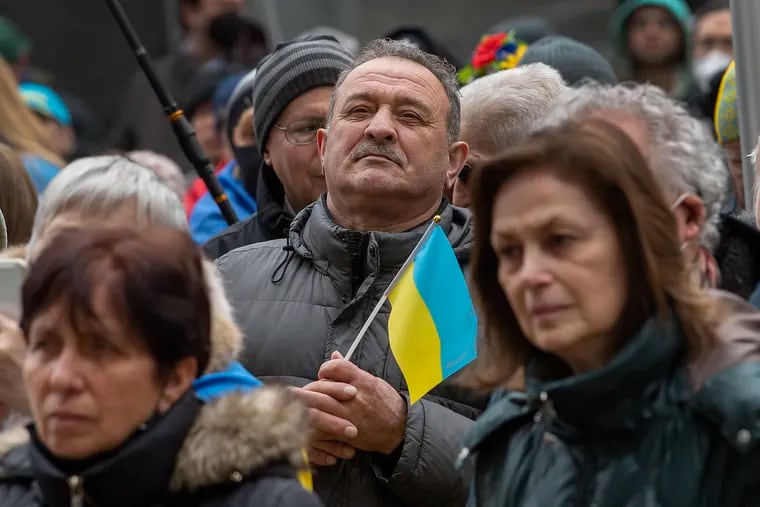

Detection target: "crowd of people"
[0, 0, 759, 505]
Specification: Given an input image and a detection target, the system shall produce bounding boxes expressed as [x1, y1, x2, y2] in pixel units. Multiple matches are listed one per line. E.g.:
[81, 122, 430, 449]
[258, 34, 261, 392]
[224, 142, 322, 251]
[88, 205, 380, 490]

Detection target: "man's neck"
[326, 195, 442, 233]
[634, 64, 678, 93]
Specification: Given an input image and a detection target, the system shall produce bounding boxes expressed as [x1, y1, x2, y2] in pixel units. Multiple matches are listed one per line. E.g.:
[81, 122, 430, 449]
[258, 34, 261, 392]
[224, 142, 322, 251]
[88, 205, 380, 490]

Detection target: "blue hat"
[18, 83, 72, 127]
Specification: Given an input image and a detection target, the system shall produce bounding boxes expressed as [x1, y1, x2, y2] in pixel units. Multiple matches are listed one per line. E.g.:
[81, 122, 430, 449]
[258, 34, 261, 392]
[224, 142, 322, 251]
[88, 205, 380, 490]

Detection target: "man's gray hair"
[29, 156, 187, 250]
[542, 83, 728, 252]
[328, 38, 461, 143]
[460, 63, 567, 153]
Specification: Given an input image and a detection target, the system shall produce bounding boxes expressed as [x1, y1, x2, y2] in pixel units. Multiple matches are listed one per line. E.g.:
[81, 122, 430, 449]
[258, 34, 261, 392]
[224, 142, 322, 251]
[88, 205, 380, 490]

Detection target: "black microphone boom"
[104, 0, 238, 226]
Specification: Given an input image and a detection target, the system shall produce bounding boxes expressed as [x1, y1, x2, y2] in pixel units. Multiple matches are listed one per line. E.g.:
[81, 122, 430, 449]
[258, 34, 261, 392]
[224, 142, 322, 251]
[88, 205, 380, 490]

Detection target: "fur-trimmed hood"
[170, 385, 310, 492]
[178, 260, 312, 491]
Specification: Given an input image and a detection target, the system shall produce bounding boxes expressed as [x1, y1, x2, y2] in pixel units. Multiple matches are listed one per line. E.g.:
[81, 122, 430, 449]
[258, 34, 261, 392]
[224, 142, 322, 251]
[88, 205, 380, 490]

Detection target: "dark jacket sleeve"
[373, 396, 473, 506]
[237, 477, 324, 507]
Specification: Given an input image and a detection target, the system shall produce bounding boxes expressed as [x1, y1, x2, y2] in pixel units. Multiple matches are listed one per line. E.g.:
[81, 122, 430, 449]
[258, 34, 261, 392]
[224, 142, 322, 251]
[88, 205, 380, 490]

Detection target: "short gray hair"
[328, 38, 461, 143]
[460, 63, 567, 153]
[542, 83, 728, 252]
[29, 156, 187, 250]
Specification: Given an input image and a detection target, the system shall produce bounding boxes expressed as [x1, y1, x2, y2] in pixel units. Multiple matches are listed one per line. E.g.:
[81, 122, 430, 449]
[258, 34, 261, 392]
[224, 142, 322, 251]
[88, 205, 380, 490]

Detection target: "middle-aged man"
[453, 63, 567, 208]
[217, 39, 483, 507]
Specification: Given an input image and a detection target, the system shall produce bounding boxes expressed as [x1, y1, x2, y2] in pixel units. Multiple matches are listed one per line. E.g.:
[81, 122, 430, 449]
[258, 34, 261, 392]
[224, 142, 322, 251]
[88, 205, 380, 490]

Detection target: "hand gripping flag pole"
[104, 0, 238, 226]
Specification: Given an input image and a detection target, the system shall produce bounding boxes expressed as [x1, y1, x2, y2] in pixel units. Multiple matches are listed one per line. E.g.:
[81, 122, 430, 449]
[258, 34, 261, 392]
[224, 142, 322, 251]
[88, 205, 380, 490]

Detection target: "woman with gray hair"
[27, 155, 187, 258]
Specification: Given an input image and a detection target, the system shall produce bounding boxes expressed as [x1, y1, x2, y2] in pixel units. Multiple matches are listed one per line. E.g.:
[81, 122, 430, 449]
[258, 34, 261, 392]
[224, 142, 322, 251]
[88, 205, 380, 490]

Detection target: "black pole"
[104, 0, 238, 226]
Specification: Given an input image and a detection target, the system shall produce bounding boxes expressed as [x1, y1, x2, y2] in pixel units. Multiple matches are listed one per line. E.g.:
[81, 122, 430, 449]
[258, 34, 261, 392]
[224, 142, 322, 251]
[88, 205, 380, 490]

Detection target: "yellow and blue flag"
[387, 223, 478, 403]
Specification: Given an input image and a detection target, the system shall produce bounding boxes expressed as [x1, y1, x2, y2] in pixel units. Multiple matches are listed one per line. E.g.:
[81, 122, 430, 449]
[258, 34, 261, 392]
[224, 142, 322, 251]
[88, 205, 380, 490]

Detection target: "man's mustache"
[350, 143, 406, 166]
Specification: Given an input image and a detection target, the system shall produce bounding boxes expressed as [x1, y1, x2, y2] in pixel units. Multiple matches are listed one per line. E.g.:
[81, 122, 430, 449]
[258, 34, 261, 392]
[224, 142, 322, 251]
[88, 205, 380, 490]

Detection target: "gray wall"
[250, 0, 614, 63]
[0, 0, 614, 133]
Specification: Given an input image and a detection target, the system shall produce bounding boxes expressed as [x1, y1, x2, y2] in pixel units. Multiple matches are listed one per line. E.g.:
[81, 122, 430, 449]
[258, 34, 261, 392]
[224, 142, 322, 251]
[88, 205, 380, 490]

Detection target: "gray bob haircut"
[460, 63, 567, 153]
[329, 38, 461, 144]
[542, 83, 728, 252]
[29, 156, 187, 250]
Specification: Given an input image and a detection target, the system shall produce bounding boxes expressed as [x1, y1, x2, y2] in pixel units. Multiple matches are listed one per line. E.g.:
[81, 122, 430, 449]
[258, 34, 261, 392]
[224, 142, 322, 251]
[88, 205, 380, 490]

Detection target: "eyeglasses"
[272, 119, 326, 145]
[458, 163, 473, 184]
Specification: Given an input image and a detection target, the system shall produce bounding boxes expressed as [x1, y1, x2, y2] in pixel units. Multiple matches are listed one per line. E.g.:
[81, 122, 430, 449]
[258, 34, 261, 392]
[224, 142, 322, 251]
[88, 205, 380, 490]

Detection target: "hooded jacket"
[0, 261, 321, 507]
[203, 163, 293, 260]
[610, 0, 694, 98]
[464, 291, 760, 506]
[215, 196, 486, 507]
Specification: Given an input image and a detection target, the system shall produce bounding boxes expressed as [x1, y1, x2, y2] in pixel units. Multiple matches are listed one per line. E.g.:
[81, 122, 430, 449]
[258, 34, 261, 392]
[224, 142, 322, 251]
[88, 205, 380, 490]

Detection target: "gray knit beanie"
[253, 35, 353, 155]
[518, 35, 618, 87]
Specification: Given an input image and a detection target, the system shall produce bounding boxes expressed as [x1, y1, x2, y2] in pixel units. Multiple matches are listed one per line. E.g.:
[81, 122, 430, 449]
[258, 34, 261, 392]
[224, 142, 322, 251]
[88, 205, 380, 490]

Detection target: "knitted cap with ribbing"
[253, 35, 353, 155]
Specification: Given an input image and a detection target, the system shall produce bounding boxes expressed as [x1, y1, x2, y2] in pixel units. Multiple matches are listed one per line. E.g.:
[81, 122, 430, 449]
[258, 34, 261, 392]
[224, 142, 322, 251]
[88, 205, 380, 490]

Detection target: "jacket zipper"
[68, 475, 84, 507]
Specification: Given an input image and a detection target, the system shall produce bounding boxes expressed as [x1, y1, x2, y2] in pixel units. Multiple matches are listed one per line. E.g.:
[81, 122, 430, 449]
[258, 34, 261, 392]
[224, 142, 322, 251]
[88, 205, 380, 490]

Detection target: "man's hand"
[292, 351, 408, 466]
[290, 378, 359, 466]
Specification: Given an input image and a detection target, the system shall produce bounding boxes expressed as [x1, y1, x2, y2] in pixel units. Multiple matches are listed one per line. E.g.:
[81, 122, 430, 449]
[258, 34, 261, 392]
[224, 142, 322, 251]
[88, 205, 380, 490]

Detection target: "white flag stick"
[343, 216, 441, 362]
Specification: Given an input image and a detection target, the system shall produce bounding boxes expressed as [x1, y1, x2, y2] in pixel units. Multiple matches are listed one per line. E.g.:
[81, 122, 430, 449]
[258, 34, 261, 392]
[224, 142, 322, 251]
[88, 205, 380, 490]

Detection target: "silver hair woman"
[542, 82, 730, 291]
[28, 155, 188, 257]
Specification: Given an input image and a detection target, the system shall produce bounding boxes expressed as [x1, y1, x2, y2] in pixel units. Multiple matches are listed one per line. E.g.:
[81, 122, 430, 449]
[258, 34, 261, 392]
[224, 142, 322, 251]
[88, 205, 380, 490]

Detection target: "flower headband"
[457, 31, 528, 85]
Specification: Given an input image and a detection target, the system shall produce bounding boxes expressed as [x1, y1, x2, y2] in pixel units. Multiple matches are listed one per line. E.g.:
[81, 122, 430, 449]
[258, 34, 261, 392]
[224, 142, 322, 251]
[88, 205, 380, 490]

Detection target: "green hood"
[610, 0, 693, 57]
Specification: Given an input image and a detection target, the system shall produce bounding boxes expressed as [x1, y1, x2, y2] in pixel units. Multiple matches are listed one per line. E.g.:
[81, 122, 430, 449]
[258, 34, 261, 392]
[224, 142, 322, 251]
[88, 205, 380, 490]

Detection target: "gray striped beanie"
[253, 35, 353, 155]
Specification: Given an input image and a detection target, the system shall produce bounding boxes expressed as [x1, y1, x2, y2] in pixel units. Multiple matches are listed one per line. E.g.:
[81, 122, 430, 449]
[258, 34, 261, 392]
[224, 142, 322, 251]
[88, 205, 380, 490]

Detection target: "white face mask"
[692, 51, 732, 93]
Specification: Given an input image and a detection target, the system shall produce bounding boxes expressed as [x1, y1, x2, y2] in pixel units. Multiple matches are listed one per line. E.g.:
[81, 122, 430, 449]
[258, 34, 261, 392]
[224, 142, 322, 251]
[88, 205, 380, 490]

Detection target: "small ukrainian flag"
[386, 218, 478, 403]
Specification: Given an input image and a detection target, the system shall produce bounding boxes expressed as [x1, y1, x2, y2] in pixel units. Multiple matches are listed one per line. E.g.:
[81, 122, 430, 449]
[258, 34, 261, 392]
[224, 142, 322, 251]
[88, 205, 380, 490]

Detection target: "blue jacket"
[21, 154, 60, 194]
[189, 160, 257, 244]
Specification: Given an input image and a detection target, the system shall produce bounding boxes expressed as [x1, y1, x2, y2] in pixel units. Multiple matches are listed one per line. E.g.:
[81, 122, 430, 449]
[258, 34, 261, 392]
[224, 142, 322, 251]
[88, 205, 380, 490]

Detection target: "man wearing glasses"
[205, 36, 353, 258]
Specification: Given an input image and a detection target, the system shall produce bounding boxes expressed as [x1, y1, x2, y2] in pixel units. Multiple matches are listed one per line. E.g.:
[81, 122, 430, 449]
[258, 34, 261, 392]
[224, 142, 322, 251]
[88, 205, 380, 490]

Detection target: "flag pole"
[343, 215, 441, 362]
[103, 0, 238, 225]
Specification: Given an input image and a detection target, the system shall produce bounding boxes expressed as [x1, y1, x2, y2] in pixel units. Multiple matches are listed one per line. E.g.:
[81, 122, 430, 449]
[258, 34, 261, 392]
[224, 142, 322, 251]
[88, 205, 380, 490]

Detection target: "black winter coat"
[204, 163, 294, 260]
[0, 387, 321, 507]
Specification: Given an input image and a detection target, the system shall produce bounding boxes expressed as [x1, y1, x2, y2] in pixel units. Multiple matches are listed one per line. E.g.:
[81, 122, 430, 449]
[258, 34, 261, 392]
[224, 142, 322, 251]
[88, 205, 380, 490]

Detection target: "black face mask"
[234, 145, 262, 197]
[207, 12, 244, 51]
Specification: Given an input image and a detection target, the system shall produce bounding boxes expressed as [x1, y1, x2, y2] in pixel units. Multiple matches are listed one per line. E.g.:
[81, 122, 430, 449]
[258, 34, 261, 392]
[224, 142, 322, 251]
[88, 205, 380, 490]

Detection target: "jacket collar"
[289, 196, 472, 298]
[29, 390, 200, 507]
[524, 313, 686, 434]
[256, 162, 293, 240]
[26, 384, 309, 506]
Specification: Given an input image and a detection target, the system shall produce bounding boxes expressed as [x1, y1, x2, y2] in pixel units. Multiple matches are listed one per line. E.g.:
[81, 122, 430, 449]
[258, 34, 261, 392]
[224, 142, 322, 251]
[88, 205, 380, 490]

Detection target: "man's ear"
[156, 357, 197, 414]
[445, 141, 469, 190]
[316, 128, 329, 163]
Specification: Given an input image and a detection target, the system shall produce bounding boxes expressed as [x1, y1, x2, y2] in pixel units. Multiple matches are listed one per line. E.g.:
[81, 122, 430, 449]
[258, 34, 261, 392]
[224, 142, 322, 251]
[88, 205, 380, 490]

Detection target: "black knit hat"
[253, 35, 353, 155]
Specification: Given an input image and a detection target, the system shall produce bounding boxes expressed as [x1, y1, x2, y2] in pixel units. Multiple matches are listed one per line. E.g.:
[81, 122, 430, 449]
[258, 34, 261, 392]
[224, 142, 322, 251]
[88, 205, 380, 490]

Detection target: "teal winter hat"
[18, 83, 72, 127]
[610, 0, 693, 48]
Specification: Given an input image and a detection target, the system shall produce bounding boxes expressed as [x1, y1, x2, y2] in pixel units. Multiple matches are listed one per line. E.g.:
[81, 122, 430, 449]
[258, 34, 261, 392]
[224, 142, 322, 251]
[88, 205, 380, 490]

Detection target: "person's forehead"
[696, 9, 731, 32]
[278, 86, 333, 122]
[631, 5, 673, 21]
[339, 57, 446, 104]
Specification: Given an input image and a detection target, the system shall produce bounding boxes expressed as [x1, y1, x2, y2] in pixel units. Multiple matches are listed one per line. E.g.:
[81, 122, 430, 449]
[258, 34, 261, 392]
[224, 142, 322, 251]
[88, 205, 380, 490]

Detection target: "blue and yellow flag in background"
[387, 223, 478, 403]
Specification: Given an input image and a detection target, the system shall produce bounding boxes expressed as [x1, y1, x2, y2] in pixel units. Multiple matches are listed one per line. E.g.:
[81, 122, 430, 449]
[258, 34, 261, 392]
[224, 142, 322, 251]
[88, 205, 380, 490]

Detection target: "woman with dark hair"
[462, 119, 760, 505]
[0, 143, 37, 247]
[0, 226, 321, 506]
